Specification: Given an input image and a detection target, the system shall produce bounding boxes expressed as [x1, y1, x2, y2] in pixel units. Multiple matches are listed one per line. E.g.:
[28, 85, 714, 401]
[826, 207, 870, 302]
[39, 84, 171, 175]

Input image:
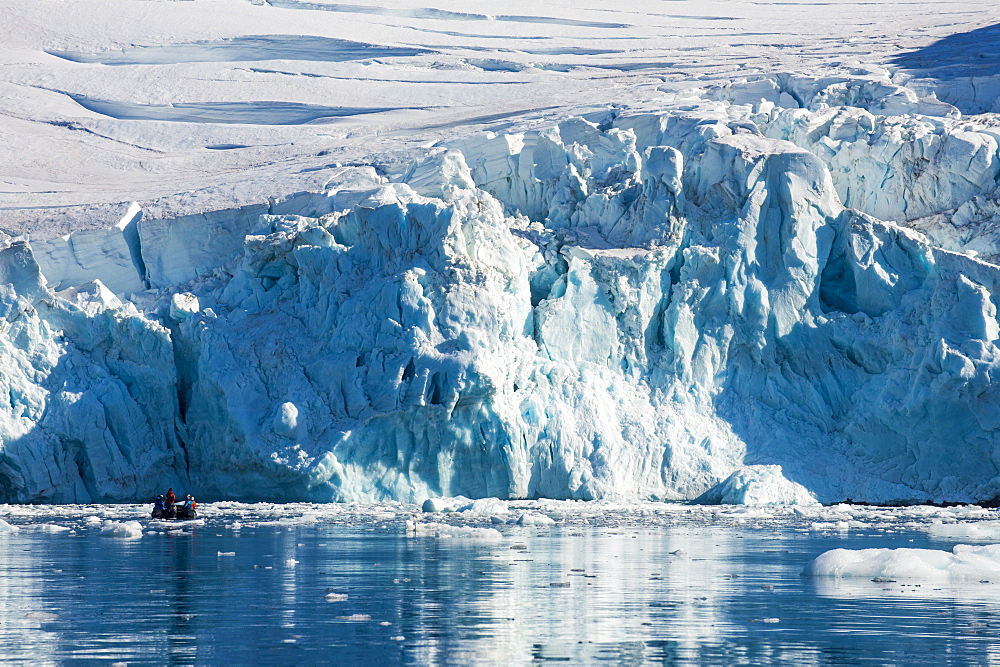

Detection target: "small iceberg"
[805, 544, 1000, 581]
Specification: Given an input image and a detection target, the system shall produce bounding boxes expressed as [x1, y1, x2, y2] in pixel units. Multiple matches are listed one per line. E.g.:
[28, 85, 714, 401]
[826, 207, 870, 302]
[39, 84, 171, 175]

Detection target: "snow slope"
[2, 0, 997, 233]
[2, 0, 1000, 504]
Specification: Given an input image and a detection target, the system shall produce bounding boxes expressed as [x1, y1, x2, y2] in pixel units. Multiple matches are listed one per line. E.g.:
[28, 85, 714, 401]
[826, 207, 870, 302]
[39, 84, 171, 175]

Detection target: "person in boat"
[165, 488, 176, 511]
[152, 494, 166, 518]
[177, 494, 197, 519]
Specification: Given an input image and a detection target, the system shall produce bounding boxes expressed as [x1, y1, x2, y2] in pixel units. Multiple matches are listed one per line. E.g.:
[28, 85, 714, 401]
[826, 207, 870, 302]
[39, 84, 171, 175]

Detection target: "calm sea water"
[1, 503, 999, 664]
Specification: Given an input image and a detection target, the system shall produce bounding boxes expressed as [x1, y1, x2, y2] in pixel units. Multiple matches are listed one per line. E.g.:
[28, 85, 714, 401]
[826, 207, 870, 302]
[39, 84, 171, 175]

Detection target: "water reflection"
[0, 533, 60, 662]
[0, 512, 1000, 663]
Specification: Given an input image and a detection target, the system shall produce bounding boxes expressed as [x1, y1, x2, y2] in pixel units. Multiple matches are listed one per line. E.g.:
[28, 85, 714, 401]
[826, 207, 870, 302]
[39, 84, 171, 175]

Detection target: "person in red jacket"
[165, 488, 176, 510]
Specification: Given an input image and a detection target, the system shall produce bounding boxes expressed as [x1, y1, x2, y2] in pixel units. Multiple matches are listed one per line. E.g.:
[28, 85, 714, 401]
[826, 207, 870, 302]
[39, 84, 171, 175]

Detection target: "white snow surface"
[2, 1, 1000, 504]
[1, 0, 997, 234]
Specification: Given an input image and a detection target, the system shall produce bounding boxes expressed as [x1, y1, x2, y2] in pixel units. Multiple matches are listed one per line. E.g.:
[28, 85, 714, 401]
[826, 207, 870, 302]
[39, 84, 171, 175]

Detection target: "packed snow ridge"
[4, 70, 1000, 505]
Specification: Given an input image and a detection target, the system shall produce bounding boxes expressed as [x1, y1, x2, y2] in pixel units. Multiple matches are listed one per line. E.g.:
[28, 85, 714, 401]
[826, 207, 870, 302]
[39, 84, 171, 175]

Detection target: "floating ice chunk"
[0, 519, 19, 533]
[285, 558, 298, 567]
[698, 466, 819, 506]
[99, 520, 143, 539]
[927, 521, 1000, 541]
[84, 516, 102, 526]
[33, 524, 71, 533]
[275, 513, 317, 525]
[421, 497, 476, 513]
[458, 498, 509, 515]
[218, 551, 236, 557]
[325, 592, 349, 602]
[405, 520, 503, 540]
[805, 544, 1000, 581]
[422, 498, 447, 513]
[515, 513, 556, 526]
[791, 506, 819, 517]
[337, 614, 372, 622]
[810, 521, 851, 532]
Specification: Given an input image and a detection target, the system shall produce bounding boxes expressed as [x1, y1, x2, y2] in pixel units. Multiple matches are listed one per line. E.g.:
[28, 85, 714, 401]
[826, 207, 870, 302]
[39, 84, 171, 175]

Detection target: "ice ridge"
[2, 71, 1000, 505]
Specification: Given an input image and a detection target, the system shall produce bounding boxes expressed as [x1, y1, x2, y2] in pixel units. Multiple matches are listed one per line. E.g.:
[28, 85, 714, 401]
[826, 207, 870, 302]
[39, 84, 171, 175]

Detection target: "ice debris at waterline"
[4, 71, 1000, 505]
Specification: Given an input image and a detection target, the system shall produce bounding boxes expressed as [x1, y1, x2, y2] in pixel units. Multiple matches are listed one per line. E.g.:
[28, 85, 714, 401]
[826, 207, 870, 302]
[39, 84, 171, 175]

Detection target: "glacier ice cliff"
[4, 70, 1000, 505]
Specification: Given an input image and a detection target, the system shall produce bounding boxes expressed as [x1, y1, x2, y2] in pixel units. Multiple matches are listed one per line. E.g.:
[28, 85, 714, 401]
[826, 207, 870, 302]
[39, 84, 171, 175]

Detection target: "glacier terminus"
[2, 1, 1000, 508]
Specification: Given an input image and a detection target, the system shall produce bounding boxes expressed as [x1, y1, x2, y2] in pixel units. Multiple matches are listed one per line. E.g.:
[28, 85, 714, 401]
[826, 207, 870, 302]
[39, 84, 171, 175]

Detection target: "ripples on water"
[2, 501, 1000, 664]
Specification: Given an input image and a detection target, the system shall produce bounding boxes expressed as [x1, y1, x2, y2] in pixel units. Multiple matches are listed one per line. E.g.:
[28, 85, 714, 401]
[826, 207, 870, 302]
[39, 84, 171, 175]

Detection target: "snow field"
[4, 0, 994, 222]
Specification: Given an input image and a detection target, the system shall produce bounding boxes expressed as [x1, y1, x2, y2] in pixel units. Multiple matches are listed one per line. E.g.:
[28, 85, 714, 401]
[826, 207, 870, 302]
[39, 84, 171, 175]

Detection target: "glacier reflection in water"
[2, 502, 1000, 663]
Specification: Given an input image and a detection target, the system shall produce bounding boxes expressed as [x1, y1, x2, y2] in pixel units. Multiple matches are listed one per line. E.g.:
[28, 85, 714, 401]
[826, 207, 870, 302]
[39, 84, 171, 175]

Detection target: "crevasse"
[3, 71, 1000, 505]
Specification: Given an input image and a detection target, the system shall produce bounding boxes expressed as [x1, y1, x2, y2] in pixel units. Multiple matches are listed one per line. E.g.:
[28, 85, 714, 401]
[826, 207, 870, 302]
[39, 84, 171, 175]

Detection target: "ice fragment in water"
[805, 545, 1000, 581]
[99, 520, 143, 539]
[406, 520, 503, 540]
[516, 513, 556, 526]
[926, 521, 1000, 541]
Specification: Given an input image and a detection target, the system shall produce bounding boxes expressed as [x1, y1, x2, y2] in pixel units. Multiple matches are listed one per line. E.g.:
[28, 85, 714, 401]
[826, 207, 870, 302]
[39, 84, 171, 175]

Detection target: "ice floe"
[805, 544, 1000, 582]
[406, 520, 503, 540]
[98, 520, 144, 539]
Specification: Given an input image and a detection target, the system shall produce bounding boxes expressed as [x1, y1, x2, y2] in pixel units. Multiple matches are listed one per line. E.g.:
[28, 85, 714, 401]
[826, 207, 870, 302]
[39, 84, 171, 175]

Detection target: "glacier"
[3, 69, 1000, 505]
